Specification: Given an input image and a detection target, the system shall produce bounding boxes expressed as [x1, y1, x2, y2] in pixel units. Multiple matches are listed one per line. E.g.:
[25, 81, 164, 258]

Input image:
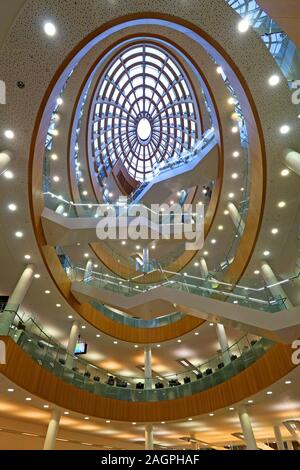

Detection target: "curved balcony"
[1, 307, 273, 403]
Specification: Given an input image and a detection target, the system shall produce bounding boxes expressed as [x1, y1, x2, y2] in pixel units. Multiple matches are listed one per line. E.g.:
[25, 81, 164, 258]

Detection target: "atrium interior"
[0, 0, 300, 451]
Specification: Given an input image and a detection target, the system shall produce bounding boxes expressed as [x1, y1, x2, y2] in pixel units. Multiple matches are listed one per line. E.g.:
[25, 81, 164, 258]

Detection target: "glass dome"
[90, 42, 200, 182]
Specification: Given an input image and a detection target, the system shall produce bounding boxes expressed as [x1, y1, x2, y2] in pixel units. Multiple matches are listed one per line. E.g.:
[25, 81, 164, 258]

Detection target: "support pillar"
[286, 441, 294, 450]
[143, 248, 149, 273]
[0, 151, 12, 175]
[84, 259, 93, 282]
[145, 424, 154, 450]
[144, 345, 152, 390]
[274, 425, 285, 450]
[0, 264, 35, 335]
[238, 406, 258, 450]
[285, 149, 300, 176]
[228, 202, 245, 236]
[65, 321, 79, 369]
[43, 408, 61, 450]
[261, 262, 293, 309]
[216, 323, 230, 364]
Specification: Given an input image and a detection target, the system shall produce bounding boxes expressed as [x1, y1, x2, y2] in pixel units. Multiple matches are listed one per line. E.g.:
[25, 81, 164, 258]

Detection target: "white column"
[200, 257, 230, 364]
[43, 408, 61, 450]
[216, 323, 230, 364]
[55, 204, 65, 215]
[65, 321, 79, 369]
[261, 262, 293, 309]
[228, 202, 245, 236]
[0, 264, 35, 335]
[145, 424, 154, 450]
[84, 259, 93, 281]
[144, 345, 152, 390]
[143, 248, 149, 272]
[274, 425, 285, 450]
[238, 406, 258, 450]
[285, 150, 300, 176]
[0, 151, 12, 175]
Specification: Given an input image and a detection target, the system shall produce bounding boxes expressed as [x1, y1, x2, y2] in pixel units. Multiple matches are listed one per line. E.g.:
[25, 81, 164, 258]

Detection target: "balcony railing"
[0, 306, 273, 402]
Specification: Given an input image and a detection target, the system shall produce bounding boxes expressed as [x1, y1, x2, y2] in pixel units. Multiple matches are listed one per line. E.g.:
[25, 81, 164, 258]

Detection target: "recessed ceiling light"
[188, 418, 193, 421]
[136, 245, 140, 250]
[93, 264, 98, 268]
[218, 225, 224, 231]
[45, 290, 50, 294]
[170, 200, 174, 205]
[203, 251, 209, 256]
[79, 177, 84, 183]
[68, 315, 73, 319]
[51, 129, 58, 136]
[56, 97, 63, 106]
[254, 270, 260, 275]
[194, 332, 199, 336]
[156, 344, 161, 348]
[184, 272, 188, 276]
[56, 304, 61, 308]
[247, 400, 253, 404]
[51, 153, 58, 160]
[209, 323, 214, 327]
[209, 413, 214, 417]
[7, 388, 14, 392]
[228, 97, 235, 105]
[96, 334, 101, 338]
[238, 18, 250, 33]
[281, 169, 290, 176]
[280, 125, 290, 135]
[263, 250, 270, 257]
[240, 187, 245, 192]
[229, 407, 235, 411]
[82, 190, 88, 196]
[4, 129, 14, 139]
[63, 411, 69, 415]
[161, 421, 166, 424]
[44, 22, 56, 37]
[268, 75, 280, 86]
[177, 339, 182, 343]
[106, 420, 111, 424]
[233, 300, 238, 304]
[233, 151, 240, 158]
[211, 239, 217, 244]
[24, 255, 31, 260]
[266, 391, 273, 395]
[231, 173, 238, 179]
[231, 126, 238, 134]
[134, 344, 138, 348]
[15, 231, 23, 238]
[25, 397, 32, 401]
[84, 253, 89, 258]
[34, 274, 40, 279]
[228, 193, 235, 199]
[271, 228, 279, 235]
[43, 405, 49, 409]
[53, 175, 60, 182]
[84, 417, 90, 420]
[151, 245, 156, 249]
[132, 422, 137, 425]
[121, 241, 126, 245]
[81, 325, 86, 329]
[278, 201, 286, 208]
[194, 262, 199, 267]
[224, 210, 229, 215]
[113, 341, 118, 344]
[285, 380, 292, 385]
[4, 170, 14, 179]
[8, 203, 17, 211]
[216, 66, 223, 75]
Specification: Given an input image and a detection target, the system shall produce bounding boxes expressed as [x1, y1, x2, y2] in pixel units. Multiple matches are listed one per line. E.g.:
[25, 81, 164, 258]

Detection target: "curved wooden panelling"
[29, 13, 265, 340]
[0, 337, 296, 422]
[44, 245, 203, 342]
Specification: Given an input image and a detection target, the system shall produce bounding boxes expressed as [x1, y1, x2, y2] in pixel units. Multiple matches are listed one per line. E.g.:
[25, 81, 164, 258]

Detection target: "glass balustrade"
[69, 264, 291, 312]
[0, 306, 273, 402]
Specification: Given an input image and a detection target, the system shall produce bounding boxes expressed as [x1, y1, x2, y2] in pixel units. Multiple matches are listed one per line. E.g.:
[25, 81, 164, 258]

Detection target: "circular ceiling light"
[44, 22, 56, 37]
[268, 75, 280, 86]
[90, 42, 200, 183]
[238, 19, 250, 33]
[4, 130, 15, 139]
[280, 125, 290, 135]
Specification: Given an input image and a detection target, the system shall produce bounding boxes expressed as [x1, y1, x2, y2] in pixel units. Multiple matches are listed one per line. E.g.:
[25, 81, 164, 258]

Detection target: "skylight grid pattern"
[91, 44, 199, 182]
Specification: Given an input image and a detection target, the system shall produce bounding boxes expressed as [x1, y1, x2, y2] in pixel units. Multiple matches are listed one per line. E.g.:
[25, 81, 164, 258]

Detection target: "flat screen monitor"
[74, 341, 87, 355]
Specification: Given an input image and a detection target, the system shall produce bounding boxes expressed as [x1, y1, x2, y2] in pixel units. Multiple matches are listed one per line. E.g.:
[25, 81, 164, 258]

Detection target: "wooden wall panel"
[0, 337, 296, 422]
